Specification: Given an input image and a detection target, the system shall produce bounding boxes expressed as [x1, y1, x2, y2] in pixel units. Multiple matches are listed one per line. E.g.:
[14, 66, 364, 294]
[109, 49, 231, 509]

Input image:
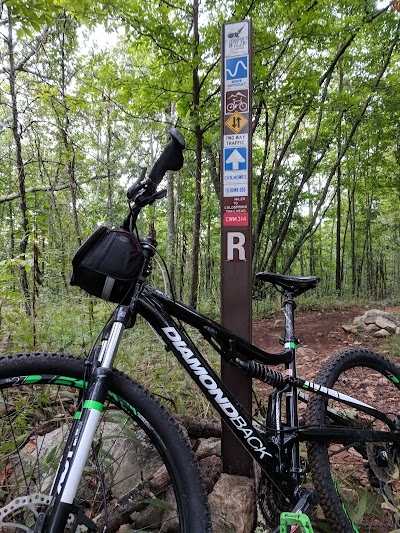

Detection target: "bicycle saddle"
[256, 272, 320, 295]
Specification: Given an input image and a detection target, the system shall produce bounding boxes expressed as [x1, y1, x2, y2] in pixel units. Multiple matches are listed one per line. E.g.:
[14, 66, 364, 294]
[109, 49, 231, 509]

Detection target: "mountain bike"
[0, 129, 399, 533]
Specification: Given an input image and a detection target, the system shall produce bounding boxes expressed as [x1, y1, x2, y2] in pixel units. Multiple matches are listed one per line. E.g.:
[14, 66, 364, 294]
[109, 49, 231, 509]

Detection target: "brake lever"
[134, 188, 166, 207]
[127, 164, 148, 200]
[149, 189, 167, 205]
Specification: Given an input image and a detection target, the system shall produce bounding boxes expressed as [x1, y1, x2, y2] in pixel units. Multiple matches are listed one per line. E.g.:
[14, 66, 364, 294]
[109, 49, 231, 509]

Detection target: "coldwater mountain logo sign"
[226, 23, 249, 56]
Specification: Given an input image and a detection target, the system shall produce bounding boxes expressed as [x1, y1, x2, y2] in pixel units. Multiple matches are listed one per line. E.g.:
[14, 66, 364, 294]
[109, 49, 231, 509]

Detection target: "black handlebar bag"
[70, 226, 144, 303]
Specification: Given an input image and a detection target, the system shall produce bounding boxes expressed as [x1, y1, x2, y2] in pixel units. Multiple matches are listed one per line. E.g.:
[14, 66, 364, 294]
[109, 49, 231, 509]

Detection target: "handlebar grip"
[148, 128, 186, 186]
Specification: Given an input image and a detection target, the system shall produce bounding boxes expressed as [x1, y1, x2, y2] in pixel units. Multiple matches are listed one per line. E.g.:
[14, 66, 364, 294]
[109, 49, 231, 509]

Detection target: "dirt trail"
[252, 306, 400, 381]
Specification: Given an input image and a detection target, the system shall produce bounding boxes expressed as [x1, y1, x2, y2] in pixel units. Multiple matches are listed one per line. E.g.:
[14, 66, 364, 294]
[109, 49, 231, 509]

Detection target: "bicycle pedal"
[279, 512, 314, 532]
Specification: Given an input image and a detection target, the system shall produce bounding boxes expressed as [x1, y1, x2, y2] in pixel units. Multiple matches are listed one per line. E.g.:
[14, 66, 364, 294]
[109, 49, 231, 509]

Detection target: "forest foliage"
[1, 0, 400, 351]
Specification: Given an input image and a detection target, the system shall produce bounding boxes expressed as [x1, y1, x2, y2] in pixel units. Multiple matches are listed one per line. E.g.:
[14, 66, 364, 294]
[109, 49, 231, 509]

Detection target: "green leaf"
[143, 498, 175, 511]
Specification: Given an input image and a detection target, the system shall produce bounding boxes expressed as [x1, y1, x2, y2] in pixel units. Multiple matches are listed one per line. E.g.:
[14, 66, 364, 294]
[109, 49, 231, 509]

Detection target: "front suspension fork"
[44, 305, 132, 532]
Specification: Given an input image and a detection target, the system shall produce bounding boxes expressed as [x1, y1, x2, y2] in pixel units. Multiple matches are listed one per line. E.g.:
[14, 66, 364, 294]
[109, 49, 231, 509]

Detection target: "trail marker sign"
[220, 19, 252, 477]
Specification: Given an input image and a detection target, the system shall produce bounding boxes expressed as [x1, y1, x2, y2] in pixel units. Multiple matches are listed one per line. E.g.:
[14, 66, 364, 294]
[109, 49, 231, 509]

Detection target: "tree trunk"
[189, 126, 203, 308]
[189, 0, 202, 309]
[166, 169, 176, 292]
[60, 15, 81, 245]
[106, 97, 114, 226]
[166, 104, 177, 293]
[6, 6, 31, 315]
[179, 231, 188, 300]
[204, 144, 220, 200]
[335, 69, 344, 294]
[348, 186, 356, 295]
[307, 182, 315, 275]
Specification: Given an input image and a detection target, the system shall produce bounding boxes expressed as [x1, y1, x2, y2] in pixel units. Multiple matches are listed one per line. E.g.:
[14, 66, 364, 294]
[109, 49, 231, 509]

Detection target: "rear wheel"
[307, 349, 400, 533]
[0, 352, 212, 532]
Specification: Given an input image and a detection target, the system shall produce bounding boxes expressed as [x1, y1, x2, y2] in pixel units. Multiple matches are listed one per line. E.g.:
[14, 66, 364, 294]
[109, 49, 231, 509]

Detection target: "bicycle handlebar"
[124, 128, 186, 229]
[126, 128, 186, 203]
[148, 128, 186, 186]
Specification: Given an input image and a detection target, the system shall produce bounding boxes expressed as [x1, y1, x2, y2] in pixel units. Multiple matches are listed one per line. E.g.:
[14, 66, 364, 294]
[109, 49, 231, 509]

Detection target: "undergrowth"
[0, 292, 222, 418]
[1, 291, 399, 531]
[1, 290, 399, 417]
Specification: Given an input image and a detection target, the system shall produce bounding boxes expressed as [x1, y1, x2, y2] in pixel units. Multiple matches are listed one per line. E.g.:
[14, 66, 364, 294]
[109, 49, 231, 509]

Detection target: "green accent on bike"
[280, 512, 313, 532]
[53, 377, 85, 388]
[74, 411, 82, 419]
[25, 375, 42, 384]
[83, 400, 103, 412]
[22, 375, 138, 418]
[290, 341, 297, 349]
[108, 390, 137, 416]
[343, 502, 360, 533]
[391, 375, 399, 384]
[334, 483, 360, 533]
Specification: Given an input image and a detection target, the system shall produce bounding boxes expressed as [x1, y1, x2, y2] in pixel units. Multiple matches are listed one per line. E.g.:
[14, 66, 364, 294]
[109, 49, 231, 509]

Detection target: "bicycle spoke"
[307, 350, 400, 533]
[0, 354, 211, 532]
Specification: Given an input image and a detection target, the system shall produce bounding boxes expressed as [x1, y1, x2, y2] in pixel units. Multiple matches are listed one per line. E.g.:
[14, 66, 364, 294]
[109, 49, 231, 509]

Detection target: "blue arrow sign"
[224, 147, 247, 171]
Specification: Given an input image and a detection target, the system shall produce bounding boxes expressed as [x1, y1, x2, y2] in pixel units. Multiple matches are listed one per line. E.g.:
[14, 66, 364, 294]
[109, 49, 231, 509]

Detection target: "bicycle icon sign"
[225, 90, 248, 114]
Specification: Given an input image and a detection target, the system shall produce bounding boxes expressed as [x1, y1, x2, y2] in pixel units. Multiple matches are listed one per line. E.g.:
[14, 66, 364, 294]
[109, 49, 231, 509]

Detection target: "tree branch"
[0, 174, 110, 205]
[282, 20, 400, 273]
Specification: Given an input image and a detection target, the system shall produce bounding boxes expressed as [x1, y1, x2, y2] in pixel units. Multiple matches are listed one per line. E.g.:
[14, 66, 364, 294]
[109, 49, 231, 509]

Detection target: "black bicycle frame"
[137, 285, 400, 483]
[140, 288, 281, 461]
[45, 281, 400, 531]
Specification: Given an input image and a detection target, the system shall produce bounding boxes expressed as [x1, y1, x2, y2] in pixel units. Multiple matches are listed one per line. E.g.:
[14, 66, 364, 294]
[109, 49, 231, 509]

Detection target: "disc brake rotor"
[366, 442, 400, 527]
[366, 442, 397, 483]
[0, 493, 52, 532]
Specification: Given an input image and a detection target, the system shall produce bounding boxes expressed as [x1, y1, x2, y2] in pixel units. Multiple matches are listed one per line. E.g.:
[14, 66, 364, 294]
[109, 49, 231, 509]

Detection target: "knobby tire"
[0, 352, 212, 532]
[307, 349, 400, 533]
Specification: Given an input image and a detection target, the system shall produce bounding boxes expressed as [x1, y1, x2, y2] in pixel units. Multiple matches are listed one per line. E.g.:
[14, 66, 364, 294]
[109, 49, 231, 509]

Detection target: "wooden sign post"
[220, 19, 253, 476]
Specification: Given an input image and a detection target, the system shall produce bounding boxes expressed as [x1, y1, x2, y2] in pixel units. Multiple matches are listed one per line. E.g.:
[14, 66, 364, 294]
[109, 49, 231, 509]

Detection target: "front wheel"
[0, 352, 212, 532]
[307, 349, 400, 533]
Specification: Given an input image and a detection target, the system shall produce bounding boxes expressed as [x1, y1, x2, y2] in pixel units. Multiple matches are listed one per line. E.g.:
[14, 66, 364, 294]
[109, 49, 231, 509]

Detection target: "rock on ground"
[354, 309, 400, 337]
[208, 473, 257, 533]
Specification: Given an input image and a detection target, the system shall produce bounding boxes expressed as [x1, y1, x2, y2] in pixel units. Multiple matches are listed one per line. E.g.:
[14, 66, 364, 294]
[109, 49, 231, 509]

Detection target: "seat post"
[282, 289, 298, 387]
[283, 290, 302, 482]
[283, 290, 296, 351]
